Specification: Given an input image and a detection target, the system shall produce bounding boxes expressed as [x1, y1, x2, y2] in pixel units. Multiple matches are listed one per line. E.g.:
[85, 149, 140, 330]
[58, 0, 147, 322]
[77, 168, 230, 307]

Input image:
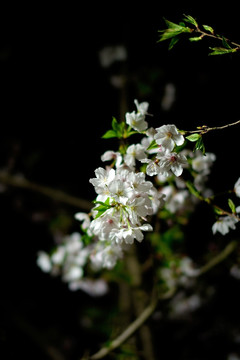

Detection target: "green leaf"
[147, 139, 159, 150]
[111, 117, 119, 132]
[93, 197, 112, 218]
[102, 117, 127, 139]
[158, 19, 192, 42]
[186, 133, 201, 142]
[202, 24, 214, 34]
[209, 47, 236, 56]
[183, 14, 198, 27]
[222, 36, 232, 49]
[228, 198, 236, 213]
[168, 36, 180, 50]
[102, 129, 117, 139]
[189, 36, 203, 42]
[194, 136, 206, 155]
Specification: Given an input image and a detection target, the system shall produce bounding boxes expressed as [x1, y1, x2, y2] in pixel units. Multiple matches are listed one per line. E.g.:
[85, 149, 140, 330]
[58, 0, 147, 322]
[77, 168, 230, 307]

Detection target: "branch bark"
[0, 171, 92, 211]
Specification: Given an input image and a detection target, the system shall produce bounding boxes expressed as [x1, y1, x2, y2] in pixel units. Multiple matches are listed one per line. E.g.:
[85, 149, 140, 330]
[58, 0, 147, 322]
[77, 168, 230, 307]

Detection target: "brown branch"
[183, 119, 240, 135]
[190, 240, 238, 277]
[194, 26, 240, 49]
[0, 171, 92, 211]
[84, 288, 159, 360]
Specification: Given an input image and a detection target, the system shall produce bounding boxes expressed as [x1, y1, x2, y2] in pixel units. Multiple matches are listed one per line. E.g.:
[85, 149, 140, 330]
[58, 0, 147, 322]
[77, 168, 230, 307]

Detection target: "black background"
[1, 3, 240, 359]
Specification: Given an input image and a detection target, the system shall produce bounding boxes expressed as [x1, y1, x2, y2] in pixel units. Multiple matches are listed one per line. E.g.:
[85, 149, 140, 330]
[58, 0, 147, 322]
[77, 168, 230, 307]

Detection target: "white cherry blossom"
[212, 216, 238, 235]
[124, 143, 146, 168]
[234, 177, 240, 198]
[125, 111, 148, 132]
[156, 150, 188, 177]
[134, 99, 149, 116]
[154, 124, 184, 151]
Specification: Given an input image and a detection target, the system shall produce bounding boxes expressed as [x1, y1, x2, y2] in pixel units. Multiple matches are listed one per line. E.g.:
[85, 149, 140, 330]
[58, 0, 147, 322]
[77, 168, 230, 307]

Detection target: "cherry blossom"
[154, 124, 184, 151]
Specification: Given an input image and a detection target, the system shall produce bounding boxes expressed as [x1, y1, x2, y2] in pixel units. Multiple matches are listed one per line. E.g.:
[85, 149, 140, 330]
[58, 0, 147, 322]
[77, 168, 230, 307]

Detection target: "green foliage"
[228, 198, 236, 213]
[158, 14, 240, 55]
[147, 139, 159, 151]
[93, 197, 112, 219]
[102, 117, 125, 139]
[102, 116, 138, 140]
[186, 133, 201, 142]
[186, 133, 205, 155]
[202, 24, 214, 34]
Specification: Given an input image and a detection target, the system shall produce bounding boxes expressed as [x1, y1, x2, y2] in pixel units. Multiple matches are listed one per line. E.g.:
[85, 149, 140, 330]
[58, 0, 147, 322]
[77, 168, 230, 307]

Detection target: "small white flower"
[234, 177, 240, 198]
[37, 251, 52, 273]
[124, 144, 146, 168]
[74, 212, 91, 230]
[109, 223, 152, 245]
[134, 99, 149, 116]
[101, 150, 122, 168]
[90, 242, 123, 270]
[69, 279, 108, 296]
[154, 124, 184, 151]
[90, 210, 120, 241]
[156, 150, 188, 177]
[108, 179, 129, 204]
[125, 111, 148, 132]
[63, 265, 83, 282]
[192, 151, 216, 174]
[89, 167, 115, 194]
[212, 216, 238, 235]
[99, 45, 127, 68]
[141, 158, 162, 176]
[51, 246, 66, 265]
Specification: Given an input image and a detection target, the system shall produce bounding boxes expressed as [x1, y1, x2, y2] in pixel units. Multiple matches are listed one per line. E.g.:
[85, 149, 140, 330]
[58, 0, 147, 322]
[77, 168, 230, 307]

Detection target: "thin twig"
[190, 240, 238, 277]
[0, 171, 92, 211]
[183, 119, 240, 135]
[194, 26, 240, 49]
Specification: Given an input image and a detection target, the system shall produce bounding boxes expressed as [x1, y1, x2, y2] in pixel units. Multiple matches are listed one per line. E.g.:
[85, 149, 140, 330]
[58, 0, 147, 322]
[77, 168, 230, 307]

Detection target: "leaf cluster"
[158, 14, 240, 56]
[102, 117, 137, 140]
[186, 133, 205, 155]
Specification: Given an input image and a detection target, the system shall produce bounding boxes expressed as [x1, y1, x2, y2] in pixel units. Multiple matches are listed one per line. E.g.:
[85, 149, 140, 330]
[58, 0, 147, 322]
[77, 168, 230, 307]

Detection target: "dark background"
[1, 3, 240, 359]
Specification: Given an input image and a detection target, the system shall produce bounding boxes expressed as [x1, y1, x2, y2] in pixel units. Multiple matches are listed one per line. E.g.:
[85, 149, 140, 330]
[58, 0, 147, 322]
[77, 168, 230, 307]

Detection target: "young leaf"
[189, 36, 203, 42]
[111, 117, 119, 132]
[102, 129, 118, 139]
[158, 19, 192, 42]
[93, 198, 112, 219]
[168, 36, 180, 50]
[194, 136, 206, 155]
[147, 139, 159, 151]
[209, 47, 237, 56]
[186, 133, 201, 142]
[183, 14, 198, 27]
[102, 129, 117, 139]
[228, 198, 236, 213]
[202, 24, 214, 34]
[222, 36, 232, 49]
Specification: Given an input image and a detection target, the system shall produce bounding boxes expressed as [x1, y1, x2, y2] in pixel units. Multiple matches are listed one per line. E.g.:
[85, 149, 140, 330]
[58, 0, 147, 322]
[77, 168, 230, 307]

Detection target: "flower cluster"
[88, 167, 164, 245]
[37, 99, 239, 294]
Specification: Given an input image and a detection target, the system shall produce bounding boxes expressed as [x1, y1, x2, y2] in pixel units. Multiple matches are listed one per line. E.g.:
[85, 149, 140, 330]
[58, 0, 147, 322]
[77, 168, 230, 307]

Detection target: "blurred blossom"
[227, 354, 240, 360]
[99, 45, 127, 67]
[169, 292, 202, 318]
[161, 83, 176, 111]
[230, 264, 240, 279]
[69, 278, 108, 296]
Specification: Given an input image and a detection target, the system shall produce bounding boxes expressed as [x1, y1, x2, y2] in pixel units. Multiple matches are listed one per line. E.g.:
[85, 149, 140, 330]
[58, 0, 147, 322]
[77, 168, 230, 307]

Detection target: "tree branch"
[84, 288, 159, 360]
[0, 171, 92, 211]
[190, 240, 238, 277]
[182, 119, 240, 135]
